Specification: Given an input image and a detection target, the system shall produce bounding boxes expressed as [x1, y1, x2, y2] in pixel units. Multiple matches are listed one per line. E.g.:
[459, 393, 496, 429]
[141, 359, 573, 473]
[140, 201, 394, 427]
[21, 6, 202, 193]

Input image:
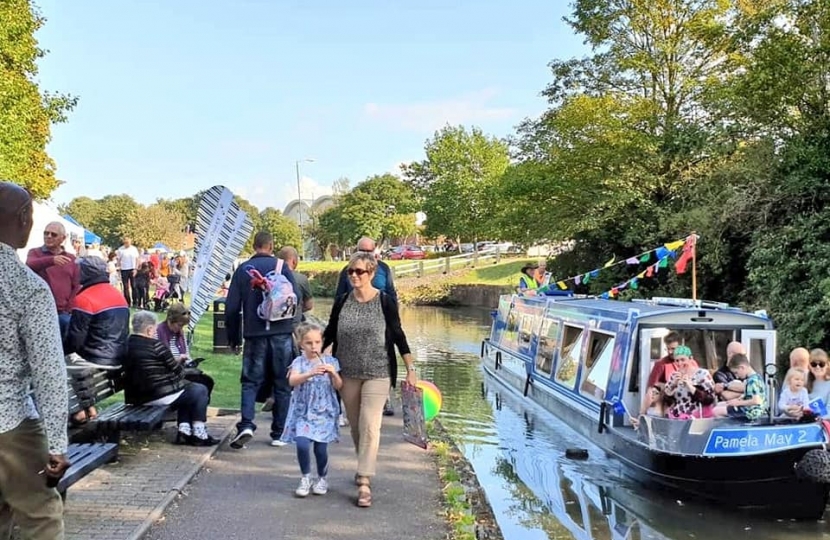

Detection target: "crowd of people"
[0, 181, 418, 539]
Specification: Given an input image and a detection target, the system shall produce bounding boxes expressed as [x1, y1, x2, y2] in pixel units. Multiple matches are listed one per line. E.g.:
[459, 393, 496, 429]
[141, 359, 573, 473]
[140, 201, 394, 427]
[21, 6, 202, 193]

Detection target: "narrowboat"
[481, 293, 830, 519]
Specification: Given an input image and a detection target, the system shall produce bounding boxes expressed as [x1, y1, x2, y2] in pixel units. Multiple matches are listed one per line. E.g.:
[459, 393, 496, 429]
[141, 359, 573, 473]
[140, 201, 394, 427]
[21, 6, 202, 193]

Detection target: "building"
[283, 195, 336, 227]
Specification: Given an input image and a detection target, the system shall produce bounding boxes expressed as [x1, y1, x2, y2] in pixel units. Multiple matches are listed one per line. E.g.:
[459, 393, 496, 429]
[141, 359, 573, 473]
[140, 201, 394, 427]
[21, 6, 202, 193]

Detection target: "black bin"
[213, 298, 231, 353]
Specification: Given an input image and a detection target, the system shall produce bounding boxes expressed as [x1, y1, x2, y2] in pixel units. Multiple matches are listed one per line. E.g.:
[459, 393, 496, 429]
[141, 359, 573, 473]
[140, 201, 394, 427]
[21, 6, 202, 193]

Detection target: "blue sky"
[36, 0, 587, 212]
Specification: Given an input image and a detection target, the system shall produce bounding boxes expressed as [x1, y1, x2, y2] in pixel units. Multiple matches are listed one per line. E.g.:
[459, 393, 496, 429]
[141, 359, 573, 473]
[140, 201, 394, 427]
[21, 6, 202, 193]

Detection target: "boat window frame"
[553, 324, 586, 390]
[578, 330, 617, 402]
[535, 317, 562, 377]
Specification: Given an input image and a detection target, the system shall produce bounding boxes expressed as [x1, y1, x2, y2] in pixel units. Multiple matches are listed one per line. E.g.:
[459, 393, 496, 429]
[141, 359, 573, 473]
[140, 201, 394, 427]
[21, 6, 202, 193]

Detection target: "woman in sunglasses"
[322, 252, 418, 508]
[807, 348, 830, 408]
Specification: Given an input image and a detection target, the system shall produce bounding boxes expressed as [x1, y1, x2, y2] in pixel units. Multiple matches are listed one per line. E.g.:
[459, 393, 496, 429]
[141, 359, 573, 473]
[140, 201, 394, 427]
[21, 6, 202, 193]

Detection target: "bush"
[306, 270, 340, 298]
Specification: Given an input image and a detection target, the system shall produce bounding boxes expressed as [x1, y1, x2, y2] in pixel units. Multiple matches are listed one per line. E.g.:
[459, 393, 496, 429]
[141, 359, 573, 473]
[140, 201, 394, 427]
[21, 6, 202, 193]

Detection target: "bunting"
[536, 234, 697, 295]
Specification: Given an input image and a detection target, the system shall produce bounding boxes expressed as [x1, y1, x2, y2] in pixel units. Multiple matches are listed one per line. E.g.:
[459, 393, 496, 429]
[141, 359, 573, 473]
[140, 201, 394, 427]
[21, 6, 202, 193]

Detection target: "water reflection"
[314, 299, 830, 540]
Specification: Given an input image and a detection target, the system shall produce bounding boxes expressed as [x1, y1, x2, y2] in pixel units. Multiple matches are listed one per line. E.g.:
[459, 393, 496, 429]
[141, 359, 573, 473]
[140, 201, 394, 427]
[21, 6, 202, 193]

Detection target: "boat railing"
[631, 297, 738, 311]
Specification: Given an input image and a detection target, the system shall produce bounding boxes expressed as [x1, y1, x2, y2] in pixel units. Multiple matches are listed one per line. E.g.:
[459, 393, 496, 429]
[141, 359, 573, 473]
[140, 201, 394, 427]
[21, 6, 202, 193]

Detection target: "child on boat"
[713, 354, 767, 420]
[645, 385, 665, 417]
[778, 368, 809, 418]
[280, 322, 343, 498]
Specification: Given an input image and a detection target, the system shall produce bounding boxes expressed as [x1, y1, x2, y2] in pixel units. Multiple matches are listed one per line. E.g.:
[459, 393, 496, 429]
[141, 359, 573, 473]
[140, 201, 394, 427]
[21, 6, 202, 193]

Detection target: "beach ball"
[416, 380, 443, 421]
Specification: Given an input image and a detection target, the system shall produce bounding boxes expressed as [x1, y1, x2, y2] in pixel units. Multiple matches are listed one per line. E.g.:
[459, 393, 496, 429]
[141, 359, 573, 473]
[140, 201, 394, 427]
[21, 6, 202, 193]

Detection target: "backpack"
[247, 259, 298, 323]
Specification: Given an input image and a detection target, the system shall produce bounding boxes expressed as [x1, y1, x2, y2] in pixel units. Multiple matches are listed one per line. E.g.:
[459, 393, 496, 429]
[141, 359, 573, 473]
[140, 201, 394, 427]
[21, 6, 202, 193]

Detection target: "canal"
[317, 299, 829, 539]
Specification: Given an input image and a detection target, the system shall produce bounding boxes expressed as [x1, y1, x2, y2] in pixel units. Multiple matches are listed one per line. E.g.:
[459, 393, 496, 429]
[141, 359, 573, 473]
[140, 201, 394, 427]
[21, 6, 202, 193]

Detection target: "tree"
[259, 207, 301, 250]
[126, 203, 186, 251]
[61, 197, 100, 230]
[404, 125, 509, 241]
[0, 0, 77, 198]
[94, 195, 142, 247]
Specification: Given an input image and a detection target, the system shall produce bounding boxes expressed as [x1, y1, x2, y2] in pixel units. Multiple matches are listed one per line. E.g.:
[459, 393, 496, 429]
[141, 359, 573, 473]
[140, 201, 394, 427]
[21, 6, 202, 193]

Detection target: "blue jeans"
[237, 333, 293, 438]
[295, 437, 328, 477]
[58, 312, 71, 341]
[173, 382, 210, 425]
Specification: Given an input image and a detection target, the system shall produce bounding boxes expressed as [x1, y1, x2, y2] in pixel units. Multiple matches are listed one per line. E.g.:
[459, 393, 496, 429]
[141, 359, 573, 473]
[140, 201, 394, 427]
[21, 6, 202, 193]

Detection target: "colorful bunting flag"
[603, 257, 616, 268]
[639, 253, 651, 263]
[675, 235, 697, 275]
[625, 257, 639, 265]
[557, 281, 568, 290]
[664, 240, 685, 251]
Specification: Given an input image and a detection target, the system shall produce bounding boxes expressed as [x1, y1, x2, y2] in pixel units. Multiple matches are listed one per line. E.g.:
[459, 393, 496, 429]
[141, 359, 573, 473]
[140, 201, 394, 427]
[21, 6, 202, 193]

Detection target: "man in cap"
[0, 181, 70, 538]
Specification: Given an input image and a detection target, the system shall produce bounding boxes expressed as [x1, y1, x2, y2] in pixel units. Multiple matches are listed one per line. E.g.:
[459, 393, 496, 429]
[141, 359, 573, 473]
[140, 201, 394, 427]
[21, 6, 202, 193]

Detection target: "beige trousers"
[0, 419, 64, 540]
[340, 377, 390, 477]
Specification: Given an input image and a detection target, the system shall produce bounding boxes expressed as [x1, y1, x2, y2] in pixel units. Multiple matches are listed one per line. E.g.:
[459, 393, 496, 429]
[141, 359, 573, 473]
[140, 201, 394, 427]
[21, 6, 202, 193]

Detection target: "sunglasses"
[347, 268, 369, 276]
[43, 231, 60, 238]
[811, 362, 827, 368]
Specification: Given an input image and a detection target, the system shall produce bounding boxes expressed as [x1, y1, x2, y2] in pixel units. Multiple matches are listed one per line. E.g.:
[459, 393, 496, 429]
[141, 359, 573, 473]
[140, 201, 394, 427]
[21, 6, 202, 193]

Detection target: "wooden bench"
[57, 442, 118, 500]
[67, 369, 170, 443]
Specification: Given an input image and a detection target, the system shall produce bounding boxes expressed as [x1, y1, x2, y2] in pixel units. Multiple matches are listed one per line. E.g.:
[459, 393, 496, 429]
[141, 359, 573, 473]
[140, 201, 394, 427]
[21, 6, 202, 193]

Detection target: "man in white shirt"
[0, 182, 70, 538]
[116, 236, 140, 307]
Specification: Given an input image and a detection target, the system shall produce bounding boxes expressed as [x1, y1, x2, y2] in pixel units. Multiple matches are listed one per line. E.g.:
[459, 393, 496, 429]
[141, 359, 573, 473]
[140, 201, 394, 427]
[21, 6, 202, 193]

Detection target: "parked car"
[389, 245, 426, 260]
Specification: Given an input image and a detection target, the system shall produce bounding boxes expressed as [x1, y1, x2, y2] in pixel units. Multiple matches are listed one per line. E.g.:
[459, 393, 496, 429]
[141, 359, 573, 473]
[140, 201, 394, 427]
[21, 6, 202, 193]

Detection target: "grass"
[431, 437, 478, 540]
[450, 259, 534, 286]
[189, 312, 243, 409]
[297, 259, 410, 273]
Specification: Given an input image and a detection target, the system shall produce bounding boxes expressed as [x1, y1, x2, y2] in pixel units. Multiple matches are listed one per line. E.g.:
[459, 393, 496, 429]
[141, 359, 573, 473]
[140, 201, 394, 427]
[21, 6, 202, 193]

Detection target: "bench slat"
[57, 442, 118, 493]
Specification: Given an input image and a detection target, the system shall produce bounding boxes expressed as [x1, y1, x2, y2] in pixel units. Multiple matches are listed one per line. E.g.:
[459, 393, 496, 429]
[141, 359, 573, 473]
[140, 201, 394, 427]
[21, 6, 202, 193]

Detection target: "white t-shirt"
[117, 245, 140, 271]
[779, 386, 809, 412]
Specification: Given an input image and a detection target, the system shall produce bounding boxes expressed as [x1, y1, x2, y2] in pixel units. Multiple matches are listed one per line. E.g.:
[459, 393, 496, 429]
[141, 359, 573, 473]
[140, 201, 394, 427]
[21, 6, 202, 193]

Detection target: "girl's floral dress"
[280, 355, 340, 443]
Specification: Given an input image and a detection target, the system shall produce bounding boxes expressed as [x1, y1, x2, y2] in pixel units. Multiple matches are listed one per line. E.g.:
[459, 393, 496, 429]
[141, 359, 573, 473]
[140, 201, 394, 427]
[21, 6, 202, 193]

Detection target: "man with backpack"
[226, 232, 300, 449]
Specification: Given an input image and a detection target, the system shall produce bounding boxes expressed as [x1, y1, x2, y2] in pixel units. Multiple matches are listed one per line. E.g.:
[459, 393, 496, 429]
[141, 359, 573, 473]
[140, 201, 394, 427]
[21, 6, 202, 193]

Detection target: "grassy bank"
[397, 259, 530, 305]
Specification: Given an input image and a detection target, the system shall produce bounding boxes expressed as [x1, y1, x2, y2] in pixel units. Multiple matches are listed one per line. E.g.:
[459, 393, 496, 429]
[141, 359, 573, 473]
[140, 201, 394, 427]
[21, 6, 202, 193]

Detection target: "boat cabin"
[488, 294, 777, 424]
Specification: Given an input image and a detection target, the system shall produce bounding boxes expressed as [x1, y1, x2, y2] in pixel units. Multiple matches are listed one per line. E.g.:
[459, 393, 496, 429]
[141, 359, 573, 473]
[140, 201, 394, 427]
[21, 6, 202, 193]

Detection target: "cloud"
[230, 176, 333, 215]
[363, 88, 516, 133]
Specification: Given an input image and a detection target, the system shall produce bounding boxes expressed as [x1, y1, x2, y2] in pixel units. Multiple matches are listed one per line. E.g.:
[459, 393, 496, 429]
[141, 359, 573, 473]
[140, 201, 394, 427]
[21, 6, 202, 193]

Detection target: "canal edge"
[429, 419, 504, 540]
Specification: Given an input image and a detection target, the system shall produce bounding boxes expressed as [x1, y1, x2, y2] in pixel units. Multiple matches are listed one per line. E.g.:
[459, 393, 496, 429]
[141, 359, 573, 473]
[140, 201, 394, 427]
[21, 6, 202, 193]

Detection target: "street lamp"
[295, 158, 315, 259]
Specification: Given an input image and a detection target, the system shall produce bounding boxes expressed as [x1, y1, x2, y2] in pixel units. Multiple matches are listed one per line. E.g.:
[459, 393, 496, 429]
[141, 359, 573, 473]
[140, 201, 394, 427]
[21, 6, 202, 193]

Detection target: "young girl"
[134, 262, 151, 309]
[779, 368, 810, 418]
[645, 385, 665, 417]
[280, 322, 343, 497]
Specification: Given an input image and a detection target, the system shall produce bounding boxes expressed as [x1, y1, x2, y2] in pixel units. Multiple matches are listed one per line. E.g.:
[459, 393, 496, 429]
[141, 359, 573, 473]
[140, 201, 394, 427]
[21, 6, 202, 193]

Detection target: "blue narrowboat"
[481, 293, 830, 518]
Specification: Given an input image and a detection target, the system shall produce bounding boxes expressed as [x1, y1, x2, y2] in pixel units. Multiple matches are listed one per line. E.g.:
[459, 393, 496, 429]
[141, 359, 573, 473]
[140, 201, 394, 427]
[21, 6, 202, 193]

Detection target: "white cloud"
[229, 176, 333, 215]
[363, 88, 516, 133]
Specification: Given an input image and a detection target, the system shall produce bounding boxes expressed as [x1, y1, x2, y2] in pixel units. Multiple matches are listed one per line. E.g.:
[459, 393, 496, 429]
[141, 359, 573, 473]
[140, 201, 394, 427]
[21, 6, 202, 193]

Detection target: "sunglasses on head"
[811, 362, 827, 368]
[347, 268, 369, 276]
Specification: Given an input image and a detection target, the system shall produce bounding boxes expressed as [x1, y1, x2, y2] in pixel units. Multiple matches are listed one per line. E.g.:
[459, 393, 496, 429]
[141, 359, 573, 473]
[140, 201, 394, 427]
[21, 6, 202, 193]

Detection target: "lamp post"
[295, 158, 314, 259]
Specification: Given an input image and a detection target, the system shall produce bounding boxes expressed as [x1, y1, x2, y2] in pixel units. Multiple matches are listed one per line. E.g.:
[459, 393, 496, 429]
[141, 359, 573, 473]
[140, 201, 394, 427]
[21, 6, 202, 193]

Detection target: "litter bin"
[213, 298, 231, 353]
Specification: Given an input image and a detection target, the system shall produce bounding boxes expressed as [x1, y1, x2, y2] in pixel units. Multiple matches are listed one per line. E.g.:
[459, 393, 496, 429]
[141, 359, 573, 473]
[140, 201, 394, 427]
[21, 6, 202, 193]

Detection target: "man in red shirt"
[26, 221, 79, 338]
[646, 332, 682, 389]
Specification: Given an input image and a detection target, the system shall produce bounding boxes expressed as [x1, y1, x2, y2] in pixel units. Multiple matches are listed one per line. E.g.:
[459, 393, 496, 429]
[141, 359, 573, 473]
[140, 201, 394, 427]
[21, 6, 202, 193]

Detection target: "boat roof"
[528, 295, 766, 321]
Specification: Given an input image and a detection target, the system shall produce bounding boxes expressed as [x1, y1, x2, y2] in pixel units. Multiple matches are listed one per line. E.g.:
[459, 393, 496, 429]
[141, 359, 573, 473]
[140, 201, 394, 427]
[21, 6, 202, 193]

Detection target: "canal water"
[318, 299, 830, 539]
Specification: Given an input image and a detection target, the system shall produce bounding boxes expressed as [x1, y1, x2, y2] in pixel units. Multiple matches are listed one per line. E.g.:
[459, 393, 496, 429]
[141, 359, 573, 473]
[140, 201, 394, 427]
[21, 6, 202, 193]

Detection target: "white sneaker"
[338, 415, 348, 427]
[270, 439, 287, 447]
[295, 476, 312, 497]
[312, 477, 328, 495]
[230, 428, 254, 449]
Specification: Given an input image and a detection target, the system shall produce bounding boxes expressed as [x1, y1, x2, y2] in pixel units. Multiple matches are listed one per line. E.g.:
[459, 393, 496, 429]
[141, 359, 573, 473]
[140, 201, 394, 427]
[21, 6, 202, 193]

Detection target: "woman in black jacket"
[124, 311, 219, 446]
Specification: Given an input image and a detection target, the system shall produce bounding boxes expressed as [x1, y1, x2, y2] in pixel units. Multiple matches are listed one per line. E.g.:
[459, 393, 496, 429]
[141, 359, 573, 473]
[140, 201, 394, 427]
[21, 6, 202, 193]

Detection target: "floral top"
[664, 368, 715, 418]
[280, 354, 341, 444]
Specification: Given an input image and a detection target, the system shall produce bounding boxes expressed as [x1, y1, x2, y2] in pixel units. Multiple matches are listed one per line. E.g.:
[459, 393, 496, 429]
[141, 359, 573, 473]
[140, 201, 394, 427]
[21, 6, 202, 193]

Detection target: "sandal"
[357, 485, 372, 508]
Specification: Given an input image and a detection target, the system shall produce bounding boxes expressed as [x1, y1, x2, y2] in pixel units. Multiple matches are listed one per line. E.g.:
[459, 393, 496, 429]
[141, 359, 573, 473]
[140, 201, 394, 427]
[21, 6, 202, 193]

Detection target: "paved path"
[61, 413, 238, 540]
[145, 413, 448, 540]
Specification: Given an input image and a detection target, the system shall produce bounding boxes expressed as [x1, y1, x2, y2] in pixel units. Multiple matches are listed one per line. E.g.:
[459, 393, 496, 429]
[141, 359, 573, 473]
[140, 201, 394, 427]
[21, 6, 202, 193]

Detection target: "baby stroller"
[153, 277, 172, 312]
[167, 273, 183, 301]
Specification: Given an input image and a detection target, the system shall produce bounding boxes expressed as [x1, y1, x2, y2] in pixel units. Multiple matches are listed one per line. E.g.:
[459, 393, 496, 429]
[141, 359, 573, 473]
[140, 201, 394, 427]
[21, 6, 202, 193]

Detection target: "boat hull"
[482, 346, 830, 519]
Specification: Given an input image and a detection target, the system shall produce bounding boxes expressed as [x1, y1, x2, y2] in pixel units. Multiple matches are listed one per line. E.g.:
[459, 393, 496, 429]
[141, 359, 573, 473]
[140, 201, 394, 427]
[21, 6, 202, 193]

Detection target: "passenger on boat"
[645, 332, 702, 391]
[806, 349, 830, 407]
[644, 386, 665, 417]
[662, 346, 716, 419]
[790, 347, 810, 371]
[533, 260, 548, 287]
[713, 341, 746, 401]
[778, 368, 810, 418]
[517, 263, 539, 295]
[712, 354, 767, 421]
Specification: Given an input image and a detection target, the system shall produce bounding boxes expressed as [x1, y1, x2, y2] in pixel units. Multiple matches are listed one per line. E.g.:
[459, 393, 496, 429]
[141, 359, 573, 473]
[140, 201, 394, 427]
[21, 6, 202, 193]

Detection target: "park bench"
[57, 442, 118, 500]
[68, 369, 170, 443]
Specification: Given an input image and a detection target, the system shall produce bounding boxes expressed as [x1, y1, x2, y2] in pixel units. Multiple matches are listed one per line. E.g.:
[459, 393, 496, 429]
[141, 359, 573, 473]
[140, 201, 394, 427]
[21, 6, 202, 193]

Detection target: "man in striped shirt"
[0, 182, 70, 538]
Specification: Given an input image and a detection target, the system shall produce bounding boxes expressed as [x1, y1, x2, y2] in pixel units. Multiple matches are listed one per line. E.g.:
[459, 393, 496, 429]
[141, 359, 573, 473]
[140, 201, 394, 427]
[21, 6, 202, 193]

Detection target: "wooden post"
[418, 260, 424, 278]
[444, 256, 450, 274]
[495, 246, 501, 264]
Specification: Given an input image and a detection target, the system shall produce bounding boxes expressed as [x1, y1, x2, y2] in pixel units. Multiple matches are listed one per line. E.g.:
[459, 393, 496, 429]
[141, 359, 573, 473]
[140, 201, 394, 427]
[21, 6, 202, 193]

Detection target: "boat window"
[555, 325, 584, 389]
[535, 318, 561, 375]
[580, 332, 616, 401]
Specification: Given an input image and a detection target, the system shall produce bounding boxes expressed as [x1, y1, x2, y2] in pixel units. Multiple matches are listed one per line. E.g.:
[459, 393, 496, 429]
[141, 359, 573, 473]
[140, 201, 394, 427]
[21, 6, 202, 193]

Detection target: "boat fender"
[495, 351, 502, 370]
[565, 448, 589, 460]
[795, 449, 830, 483]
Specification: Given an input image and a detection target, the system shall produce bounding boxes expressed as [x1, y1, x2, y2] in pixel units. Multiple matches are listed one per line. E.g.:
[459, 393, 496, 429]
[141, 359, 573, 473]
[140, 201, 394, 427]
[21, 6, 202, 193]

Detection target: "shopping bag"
[400, 381, 428, 449]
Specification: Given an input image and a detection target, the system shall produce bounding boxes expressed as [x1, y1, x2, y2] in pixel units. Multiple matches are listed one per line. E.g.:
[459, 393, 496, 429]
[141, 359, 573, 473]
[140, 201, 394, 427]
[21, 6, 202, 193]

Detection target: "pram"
[153, 277, 172, 312]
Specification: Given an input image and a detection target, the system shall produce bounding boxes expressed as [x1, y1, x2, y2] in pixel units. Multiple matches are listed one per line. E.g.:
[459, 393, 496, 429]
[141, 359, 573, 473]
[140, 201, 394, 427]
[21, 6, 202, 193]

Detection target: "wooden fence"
[390, 248, 502, 279]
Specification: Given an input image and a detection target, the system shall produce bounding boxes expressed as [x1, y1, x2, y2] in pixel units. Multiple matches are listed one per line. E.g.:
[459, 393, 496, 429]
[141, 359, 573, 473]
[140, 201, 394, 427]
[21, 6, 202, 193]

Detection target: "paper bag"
[401, 381, 428, 449]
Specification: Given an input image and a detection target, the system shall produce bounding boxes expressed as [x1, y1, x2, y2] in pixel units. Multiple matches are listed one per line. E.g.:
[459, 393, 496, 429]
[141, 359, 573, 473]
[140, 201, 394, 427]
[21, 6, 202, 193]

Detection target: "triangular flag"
[582, 273, 590, 284]
[600, 292, 610, 299]
[574, 275, 582, 285]
[639, 253, 651, 263]
[630, 278, 639, 290]
[608, 289, 617, 298]
[636, 271, 646, 279]
[664, 240, 684, 251]
[655, 247, 669, 260]
[557, 281, 568, 290]
[625, 257, 639, 265]
[590, 270, 600, 278]
[604, 257, 615, 268]
[659, 257, 669, 268]
[646, 266, 654, 277]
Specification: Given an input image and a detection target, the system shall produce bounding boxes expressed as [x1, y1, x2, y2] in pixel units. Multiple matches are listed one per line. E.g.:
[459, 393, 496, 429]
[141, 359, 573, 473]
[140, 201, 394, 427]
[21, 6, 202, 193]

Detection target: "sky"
[35, 0, 588, 213]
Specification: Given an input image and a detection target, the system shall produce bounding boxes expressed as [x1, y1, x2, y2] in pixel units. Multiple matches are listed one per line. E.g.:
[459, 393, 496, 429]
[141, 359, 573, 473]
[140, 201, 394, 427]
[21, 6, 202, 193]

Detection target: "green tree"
[126, 203, 186, 251]
[404, 125, 509, 241]
[61, 197, 100, 230]
[259, 207, 301, 250]
[94, 194, 142, 247]
[0, 0, 77, 198]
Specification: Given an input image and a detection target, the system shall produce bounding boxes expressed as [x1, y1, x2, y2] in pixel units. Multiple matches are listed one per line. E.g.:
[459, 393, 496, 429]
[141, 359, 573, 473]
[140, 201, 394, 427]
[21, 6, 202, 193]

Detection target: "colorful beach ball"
[416, 380, 443, 421]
